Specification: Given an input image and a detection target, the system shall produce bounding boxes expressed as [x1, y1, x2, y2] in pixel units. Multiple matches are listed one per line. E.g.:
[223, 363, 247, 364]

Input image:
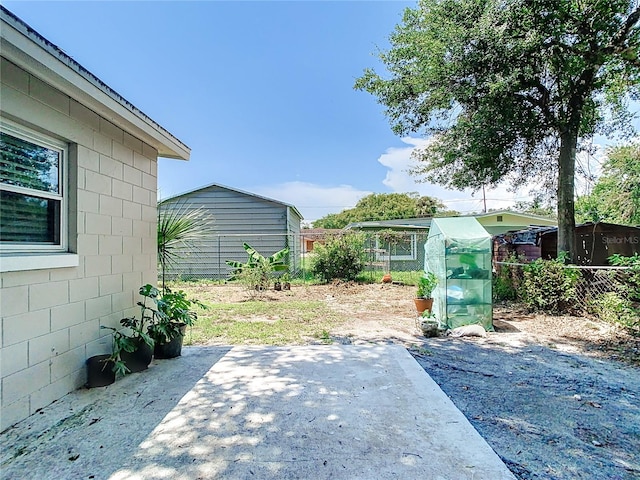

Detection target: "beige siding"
[0, 58, 158, 431]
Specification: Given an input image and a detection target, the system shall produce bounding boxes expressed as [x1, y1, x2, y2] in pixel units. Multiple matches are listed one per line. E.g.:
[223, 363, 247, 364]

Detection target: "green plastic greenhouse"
[424, 217, 493, 331]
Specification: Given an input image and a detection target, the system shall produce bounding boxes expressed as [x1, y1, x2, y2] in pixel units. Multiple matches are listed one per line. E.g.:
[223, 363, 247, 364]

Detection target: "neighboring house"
[159, 183, 303, 280]
[300, 228, 342, 254]
[345, 211, 557, 270]
[474, 210, 557, 236]
[0, 7, 189, 430]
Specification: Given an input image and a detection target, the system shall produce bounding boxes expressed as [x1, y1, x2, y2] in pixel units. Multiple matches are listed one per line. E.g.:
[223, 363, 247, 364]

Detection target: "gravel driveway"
[409, 336, 640, 480]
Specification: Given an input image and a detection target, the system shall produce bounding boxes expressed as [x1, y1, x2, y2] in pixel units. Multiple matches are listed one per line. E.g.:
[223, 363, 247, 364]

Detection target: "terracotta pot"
[414, 297, 433, 315]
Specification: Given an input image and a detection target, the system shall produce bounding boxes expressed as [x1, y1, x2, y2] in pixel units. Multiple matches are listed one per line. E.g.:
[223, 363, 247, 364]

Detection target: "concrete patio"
[0, 345, 515, 479]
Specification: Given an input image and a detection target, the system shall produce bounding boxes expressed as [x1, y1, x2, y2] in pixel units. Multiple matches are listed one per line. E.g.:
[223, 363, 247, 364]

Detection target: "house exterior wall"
[477, 212, 557, 236]
[161, 185, 301, 280]
[0, 58, 158, 430]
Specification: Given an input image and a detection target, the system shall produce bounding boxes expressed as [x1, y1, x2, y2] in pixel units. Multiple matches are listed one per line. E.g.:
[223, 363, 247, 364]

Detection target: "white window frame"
[0, 119, 68, 254]
[375, 232, 417, 261]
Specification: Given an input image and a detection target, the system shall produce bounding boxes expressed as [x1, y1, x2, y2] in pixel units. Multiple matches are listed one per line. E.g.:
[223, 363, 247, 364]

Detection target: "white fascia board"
[0, 11, 190, 160]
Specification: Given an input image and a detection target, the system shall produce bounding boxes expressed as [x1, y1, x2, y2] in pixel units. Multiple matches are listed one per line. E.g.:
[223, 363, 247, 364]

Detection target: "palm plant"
[157, 200, 214, 292]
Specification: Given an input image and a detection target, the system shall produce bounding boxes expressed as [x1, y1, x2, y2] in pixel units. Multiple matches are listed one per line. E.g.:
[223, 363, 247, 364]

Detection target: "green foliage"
[311, 233, 367, 282]
[101, 284, 158, 376]
[312, 192, 455, 229]
[493, 254, 524, 302]
[149, 287, 206, 344]
[226, 243, 290, 292]
[157, 200, 214, 290]
[355, 0, 640, 260]
[576, 143, 640, 225]
[591, 291, 640, 336]
[416, 272, 438, 298]
[521, 256, 581, 314]
[609, 253, 640, 302]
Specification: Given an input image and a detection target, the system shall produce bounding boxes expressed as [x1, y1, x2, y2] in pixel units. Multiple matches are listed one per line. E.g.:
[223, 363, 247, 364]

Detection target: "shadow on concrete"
[1, 345, 515, 480]
[0, 347, 231, 480]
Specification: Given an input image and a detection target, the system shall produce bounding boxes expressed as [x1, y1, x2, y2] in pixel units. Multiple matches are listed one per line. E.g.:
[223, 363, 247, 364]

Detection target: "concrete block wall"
[0, 58, 159, 431]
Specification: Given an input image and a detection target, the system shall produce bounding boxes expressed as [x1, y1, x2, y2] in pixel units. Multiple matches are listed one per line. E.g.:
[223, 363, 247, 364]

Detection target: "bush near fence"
[494, 258, 639, 335]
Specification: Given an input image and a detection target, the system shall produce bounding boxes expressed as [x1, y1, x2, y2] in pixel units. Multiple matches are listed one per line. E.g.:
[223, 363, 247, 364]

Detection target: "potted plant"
[102, 285, 156, 376]
[415, 271, 438, 314]
[86, 354, 116, 388]
[148, 285, 206, 359]
[419, 310, 440, 337]
[281, 272, 292, 291]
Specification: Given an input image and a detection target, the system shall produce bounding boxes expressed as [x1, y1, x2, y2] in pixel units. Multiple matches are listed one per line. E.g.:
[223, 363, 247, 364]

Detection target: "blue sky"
[4, 1, 638, 223]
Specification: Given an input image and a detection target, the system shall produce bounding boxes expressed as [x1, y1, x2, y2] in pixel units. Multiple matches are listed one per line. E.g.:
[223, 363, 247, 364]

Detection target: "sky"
[4, 1, 638, 223]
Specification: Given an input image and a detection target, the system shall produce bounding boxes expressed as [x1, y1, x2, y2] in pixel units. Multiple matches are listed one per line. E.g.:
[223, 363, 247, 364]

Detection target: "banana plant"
[226, 243, 289, 290]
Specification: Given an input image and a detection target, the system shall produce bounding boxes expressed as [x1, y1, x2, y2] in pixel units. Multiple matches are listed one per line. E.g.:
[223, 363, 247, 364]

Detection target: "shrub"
[591, 291, 640, 335]
[521, 255, 581, 314]
[493, 253, 524, 302]
[311, 233, 366, 282]
[592, 254, 640, 335]
[608, 253, 640, 301]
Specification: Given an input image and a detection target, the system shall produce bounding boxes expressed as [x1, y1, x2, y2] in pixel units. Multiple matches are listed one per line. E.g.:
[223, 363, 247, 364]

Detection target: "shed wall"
[160, 186, 301, 280]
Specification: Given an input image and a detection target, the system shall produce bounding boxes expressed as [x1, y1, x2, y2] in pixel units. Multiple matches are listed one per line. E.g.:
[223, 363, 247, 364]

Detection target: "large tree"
[355, 0, 640, 261]
[576, 142, 640, 224]
[312, 192, 455, 229]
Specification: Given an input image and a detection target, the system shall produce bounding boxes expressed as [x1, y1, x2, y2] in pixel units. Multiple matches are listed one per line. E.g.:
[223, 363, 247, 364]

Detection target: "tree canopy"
[355, 0, 640, 260]
[311, 192, 457, 229]
[575, 142, 640, 224]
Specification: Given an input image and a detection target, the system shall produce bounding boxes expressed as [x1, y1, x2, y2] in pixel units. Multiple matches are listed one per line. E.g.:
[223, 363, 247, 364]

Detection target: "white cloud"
[241, 135, 635, 225]
[376, 137, 534, 214]
[251, 181, 372, 223]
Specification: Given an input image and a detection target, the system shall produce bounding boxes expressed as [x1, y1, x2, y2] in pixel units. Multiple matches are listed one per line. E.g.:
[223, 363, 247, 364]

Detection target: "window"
[1, 121, 67, 252]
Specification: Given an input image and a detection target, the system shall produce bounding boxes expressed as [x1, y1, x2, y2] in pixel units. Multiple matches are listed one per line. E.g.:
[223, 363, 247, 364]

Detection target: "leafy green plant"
[148, 286, 206, 344]
[416, 272, 438, 299]
[311, 233, 366, 282]
[591, 291, 639, 336]
[493, 253, 524, 302]
[226, 243, 290, 291]
[157, 200, 214, 291]
[609, 253, 640, 301]
[102, 284, 157, 376]
[521, 255, 581, 314]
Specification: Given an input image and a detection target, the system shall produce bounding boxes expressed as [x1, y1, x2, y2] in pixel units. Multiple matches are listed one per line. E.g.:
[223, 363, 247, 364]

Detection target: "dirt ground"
[216, 282, 640, 480]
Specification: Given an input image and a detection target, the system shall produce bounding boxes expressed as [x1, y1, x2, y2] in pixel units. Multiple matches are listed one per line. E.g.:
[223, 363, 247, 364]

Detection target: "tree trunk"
[557, 128, 578, 262]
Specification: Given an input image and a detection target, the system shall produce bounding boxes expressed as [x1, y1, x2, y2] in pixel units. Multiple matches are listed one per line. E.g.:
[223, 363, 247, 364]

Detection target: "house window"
[0, 122, 67, 252]
[376, 233, 417, 261]
[497, 215, 503, 222]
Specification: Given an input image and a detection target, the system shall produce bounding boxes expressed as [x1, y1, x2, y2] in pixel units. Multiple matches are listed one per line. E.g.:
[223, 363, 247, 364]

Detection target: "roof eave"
[0, 7, 190, 160]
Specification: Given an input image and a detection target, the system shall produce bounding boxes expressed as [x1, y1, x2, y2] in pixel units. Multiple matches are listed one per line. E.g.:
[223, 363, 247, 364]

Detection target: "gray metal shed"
[160, 183, 303, 280]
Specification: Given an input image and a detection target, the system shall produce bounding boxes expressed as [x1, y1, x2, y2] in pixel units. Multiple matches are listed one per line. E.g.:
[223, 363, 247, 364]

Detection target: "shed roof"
[161, 182, 304, 220]
[0, 6, 190, 160]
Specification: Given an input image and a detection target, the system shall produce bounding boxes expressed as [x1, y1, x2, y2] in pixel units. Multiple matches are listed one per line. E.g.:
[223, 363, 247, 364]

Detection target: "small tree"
[157, 200, 214, 291]
[311, 233, 367, 282]
[226, 243, 289, 291]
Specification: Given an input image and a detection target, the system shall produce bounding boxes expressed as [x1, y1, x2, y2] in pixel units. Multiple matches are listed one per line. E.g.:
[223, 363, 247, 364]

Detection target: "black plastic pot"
[120, 340, 153, 373]
[86, 354, 116, 388]
[154, 324, 187, 359]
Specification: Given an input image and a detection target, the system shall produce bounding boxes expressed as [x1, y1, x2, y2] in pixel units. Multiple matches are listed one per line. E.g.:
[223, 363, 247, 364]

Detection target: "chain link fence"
[160, 231, 429, 282]
[494, 261, 635, 314]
